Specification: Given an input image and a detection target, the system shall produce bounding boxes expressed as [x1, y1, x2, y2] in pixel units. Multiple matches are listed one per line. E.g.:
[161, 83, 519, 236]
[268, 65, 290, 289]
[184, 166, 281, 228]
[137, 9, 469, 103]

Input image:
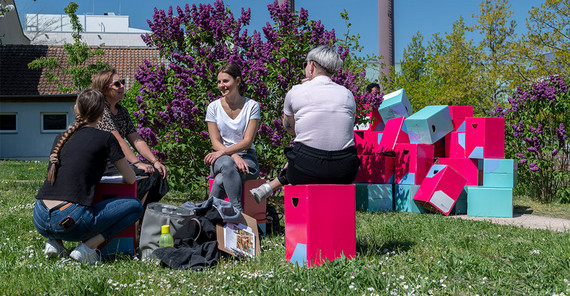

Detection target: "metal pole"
[378, 0, 394, 80]
[278, 0, 295, 13]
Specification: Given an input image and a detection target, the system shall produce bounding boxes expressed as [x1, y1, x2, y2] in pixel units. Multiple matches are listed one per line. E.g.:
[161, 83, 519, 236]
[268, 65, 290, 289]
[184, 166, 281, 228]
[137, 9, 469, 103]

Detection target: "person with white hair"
[250, 45, 360, 203]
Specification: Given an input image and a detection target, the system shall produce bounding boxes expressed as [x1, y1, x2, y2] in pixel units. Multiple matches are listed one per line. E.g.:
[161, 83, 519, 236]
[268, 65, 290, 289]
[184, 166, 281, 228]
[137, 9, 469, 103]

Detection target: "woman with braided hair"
[32, 89, 143, 264]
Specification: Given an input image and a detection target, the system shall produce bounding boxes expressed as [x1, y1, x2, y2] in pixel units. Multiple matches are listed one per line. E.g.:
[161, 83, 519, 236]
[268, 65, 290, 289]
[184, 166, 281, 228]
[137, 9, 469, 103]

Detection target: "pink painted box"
[367, 108, 385, 131]
[354, 154, 395, 184]
[284, 184, 356, 268]
[208, 179, 267, 230]
[413, 164, 468, 216]
[465, 117, 505, 159]
[354, 131, 383, 155]
[94, 182, 137, 258]
[446, 131, 466, 158]
[378, 117, 409, 153]
[394, 143, 434, 185]
[438, 157, 481, 185]
[448, 106, 473, 131]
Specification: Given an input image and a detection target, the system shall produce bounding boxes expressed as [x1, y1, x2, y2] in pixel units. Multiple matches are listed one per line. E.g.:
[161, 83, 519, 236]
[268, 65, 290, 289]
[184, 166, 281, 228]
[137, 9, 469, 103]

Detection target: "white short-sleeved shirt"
[206, 97, 260, 149]
[283, 76, 356, 151]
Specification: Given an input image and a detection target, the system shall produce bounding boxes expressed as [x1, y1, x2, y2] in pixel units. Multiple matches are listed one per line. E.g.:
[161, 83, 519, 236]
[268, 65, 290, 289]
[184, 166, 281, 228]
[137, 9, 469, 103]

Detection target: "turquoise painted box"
[482, 159, 518, 188]
[405, 105, 453, 144]
[467, 186, 513, 218]
[393, 185, 428, 213]
[355, 183, 393, 212]
[378, 89, 413, 122]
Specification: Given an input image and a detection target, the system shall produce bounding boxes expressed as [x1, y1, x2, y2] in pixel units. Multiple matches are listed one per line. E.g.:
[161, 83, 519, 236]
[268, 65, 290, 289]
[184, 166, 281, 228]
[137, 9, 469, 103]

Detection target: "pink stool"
[284, 184, 356, 267]
[93, 182, 137, 258]
[208, 179, 267, 234]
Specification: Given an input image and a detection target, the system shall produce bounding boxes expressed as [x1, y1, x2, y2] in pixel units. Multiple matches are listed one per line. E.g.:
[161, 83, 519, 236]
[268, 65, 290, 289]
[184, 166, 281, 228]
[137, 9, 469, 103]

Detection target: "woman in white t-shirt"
[204, 63, 260, 211]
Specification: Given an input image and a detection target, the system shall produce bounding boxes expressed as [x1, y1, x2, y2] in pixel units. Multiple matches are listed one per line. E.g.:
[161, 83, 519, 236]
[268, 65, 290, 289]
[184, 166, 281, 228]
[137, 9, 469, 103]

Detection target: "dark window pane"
[43, 114, 67, 130]
[0, 114, 17, 130]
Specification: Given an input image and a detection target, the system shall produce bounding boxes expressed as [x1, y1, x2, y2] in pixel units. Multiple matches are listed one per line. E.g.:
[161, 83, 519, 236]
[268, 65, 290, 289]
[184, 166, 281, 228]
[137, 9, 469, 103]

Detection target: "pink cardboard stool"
[413, 164, 467, 216]
[448, 106, 473, 131]
[394, 143, 434, 185]
[285, 184, 356, 267]
[378, 117, 409, 153]
[94, 182, 137, 258]
[208, 179, 267, 233]
[465, 117, 505, 159]
[438, 157, 481, 185]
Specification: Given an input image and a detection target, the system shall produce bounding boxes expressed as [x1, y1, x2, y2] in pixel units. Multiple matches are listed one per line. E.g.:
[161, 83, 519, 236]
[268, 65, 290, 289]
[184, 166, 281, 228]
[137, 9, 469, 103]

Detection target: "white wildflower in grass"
[367, 287, 375, 291]
[529, 250, 540, 255]
[349, 283, 355, 290]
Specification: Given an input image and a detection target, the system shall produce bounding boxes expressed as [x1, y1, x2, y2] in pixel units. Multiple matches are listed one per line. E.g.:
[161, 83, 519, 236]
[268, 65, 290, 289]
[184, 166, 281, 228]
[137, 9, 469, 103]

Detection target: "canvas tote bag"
[139, 202, 202, 260]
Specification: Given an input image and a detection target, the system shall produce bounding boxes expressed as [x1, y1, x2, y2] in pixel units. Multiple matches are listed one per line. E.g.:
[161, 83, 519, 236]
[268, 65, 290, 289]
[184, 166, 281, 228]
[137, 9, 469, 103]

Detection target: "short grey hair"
[306, 45, 343, 75]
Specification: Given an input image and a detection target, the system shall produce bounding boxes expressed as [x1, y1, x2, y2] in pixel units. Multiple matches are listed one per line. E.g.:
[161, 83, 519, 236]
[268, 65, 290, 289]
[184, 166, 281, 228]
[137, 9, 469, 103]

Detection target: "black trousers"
[283, 142, 361, 185]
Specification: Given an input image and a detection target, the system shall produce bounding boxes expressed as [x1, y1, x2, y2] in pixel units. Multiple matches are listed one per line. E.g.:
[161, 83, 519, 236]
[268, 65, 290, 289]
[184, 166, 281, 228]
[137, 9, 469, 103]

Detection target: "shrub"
[496, 75, 570, 202]
[134, 0, 380, 191]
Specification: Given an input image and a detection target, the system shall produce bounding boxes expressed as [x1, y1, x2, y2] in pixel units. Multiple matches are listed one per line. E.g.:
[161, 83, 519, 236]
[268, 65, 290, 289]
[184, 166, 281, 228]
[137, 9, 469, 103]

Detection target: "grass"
[1, 160, 570, 295]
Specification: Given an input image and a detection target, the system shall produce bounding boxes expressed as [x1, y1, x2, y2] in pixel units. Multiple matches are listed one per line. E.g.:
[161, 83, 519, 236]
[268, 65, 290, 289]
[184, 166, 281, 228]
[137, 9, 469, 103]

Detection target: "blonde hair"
[90, 68, 117, 103]
[47, 89, 106, 184]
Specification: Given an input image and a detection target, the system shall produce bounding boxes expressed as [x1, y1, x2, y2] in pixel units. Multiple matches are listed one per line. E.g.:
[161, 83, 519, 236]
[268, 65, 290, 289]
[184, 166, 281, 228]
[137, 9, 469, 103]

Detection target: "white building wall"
[0, 101, 75, 159]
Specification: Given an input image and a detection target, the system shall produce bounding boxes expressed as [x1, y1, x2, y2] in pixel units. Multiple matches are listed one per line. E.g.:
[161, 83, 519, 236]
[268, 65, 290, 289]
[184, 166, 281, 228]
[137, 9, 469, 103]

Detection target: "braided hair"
[47, 89, 106, 184]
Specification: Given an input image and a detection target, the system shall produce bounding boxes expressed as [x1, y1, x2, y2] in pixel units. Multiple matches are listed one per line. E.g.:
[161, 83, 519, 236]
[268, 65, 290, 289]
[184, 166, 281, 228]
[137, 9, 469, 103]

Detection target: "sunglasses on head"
[110, 79, 125, 88]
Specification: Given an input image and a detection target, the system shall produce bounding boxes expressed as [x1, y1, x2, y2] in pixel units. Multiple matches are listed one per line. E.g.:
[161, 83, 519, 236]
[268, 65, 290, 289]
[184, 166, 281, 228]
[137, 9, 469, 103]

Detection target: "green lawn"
[1, 160, 569, 295]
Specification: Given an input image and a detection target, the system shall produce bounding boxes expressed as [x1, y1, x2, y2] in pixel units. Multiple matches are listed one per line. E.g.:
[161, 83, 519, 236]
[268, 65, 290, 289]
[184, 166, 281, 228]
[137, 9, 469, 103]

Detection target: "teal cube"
[467, 186, 513, 218]
[355, 183, 393, 212]
[378, 89, 413, 122]
[405, 105, 453, 144]
[393, 185, 428, 213]
[449, 186, 468, 215]
[483, 159, 518, 188]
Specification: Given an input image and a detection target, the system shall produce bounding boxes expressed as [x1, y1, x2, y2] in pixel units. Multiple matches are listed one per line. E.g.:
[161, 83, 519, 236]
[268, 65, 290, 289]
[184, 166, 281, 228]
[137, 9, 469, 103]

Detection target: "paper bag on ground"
[216, 212, 260, 257]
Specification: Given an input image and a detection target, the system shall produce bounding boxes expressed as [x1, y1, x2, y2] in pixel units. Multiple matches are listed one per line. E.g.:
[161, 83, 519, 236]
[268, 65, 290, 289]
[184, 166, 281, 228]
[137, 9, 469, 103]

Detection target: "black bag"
[265, 205, 283, 236]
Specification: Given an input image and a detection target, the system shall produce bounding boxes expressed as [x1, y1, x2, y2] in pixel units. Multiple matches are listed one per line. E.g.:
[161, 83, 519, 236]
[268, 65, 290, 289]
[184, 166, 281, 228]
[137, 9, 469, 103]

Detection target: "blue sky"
[15, 0, 538, 62]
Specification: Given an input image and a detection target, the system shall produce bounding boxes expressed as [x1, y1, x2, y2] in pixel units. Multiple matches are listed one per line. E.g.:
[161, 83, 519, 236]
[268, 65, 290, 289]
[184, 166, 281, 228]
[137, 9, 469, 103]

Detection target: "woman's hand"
[231, 154, 249, 174]
[153, 161, 168, 179]
[135, 162, 155, 174]
[204, 150, 224, 166]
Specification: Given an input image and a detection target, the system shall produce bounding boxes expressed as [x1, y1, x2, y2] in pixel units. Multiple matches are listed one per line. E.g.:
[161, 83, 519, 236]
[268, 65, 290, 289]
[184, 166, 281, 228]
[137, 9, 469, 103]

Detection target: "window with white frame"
[0, 113, 17, 133]
[41, 113, 67, 133]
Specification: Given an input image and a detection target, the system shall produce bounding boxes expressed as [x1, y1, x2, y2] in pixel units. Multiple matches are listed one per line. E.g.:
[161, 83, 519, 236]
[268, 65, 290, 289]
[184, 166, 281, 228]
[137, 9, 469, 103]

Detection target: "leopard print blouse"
[96, 103, 137, 138]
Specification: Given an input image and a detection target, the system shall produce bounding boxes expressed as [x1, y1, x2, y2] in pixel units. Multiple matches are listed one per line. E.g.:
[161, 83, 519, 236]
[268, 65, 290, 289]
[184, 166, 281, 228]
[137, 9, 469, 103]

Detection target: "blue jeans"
[33, 197, 143, 242]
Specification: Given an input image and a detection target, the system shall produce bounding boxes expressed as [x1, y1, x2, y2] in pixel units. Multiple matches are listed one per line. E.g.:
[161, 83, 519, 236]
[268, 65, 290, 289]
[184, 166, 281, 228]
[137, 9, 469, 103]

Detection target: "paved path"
[449, 214, 570, 232]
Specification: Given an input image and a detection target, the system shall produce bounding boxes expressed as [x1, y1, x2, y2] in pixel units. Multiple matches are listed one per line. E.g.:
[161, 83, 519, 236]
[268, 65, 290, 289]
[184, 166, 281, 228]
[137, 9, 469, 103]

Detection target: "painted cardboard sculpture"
[393, 184, 428, 213]
[355, 183, 393, 212]
[378, 89, 413, 122]
[394, 143, 434, 185]
[467, 186, 513, 218]
[413, 164, 467, 216]
[465, 117, 505, 159]
[378, 117, 410, 153]
[405, 105, 453, 144]
[284, 184, 356, 268]
[354, 154, 395, 184]
[448, 106, 473, 131]
[482, 158, 518, 188]
[438, 157, 481, 185]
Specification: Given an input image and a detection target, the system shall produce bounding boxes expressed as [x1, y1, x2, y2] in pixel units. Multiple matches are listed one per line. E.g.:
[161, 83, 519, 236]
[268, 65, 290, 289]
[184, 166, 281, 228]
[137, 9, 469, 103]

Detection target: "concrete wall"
[0, 101, 75, 159]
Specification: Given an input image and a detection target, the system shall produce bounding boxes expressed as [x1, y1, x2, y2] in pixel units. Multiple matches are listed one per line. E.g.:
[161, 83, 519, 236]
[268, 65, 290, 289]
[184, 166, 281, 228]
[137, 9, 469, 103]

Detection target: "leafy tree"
[28, 2, 109, 93]
[135, 0, 377, 190]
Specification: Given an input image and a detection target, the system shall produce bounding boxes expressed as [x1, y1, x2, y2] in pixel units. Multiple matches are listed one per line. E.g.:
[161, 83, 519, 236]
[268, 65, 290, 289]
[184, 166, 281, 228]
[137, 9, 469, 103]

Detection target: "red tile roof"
[0, 45, 160, 96]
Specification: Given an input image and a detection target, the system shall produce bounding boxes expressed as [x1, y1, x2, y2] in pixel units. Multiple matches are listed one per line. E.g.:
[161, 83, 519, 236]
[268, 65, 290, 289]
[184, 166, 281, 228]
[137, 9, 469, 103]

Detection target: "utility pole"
[278, 0, 295, 13]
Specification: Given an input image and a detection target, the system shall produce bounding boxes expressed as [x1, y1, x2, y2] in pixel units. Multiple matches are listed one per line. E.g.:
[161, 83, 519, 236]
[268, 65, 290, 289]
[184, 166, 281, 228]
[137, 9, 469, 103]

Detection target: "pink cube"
[94, 182, 137, 257]
[285, 184, 356, 267]
[413, 164, 467, 216]
[445, 131, 466, 158]
[394, 143, 434, 185]
[378, 117, 409, 153]
[354, 154, 395, 184]
[438, 157, 481, 185]
[465, 117, 505, 159]
[448, 106, 473, 131]
[367, 109, 385, 131]
[354, 131, 365, 155]
[354, 131, 383, 155]
[208, 179, 267, 228]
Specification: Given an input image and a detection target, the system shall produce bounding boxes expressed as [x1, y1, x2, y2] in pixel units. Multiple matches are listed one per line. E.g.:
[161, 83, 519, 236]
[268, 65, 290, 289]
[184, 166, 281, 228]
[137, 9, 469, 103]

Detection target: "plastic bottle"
[158, 224, 174, 248]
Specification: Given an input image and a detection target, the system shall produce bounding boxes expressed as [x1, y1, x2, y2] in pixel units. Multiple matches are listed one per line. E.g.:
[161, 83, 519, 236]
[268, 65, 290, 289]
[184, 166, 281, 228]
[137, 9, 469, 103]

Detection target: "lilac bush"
[495, 75, 570, 202]
[134, 1, 379, 190]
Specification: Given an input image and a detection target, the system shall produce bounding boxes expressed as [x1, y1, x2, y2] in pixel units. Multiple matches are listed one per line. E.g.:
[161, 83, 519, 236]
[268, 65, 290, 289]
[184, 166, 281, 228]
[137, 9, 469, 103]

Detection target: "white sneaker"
[250, 183, 272, 204]
[70, 243, 100, 265]
[44, 240, 65, 258]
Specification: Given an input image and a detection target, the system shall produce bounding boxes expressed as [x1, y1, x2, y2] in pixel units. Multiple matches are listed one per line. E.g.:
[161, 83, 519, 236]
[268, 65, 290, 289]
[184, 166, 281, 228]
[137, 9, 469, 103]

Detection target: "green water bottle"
[158, 225, 174, 248]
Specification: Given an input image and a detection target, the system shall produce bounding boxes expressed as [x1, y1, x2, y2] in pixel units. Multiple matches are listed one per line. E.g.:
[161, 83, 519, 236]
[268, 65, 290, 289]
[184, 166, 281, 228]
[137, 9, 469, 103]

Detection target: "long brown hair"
[218, 63, 246, 96]
[90, 68, 117, 103]
[47, 89, 106, 184]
